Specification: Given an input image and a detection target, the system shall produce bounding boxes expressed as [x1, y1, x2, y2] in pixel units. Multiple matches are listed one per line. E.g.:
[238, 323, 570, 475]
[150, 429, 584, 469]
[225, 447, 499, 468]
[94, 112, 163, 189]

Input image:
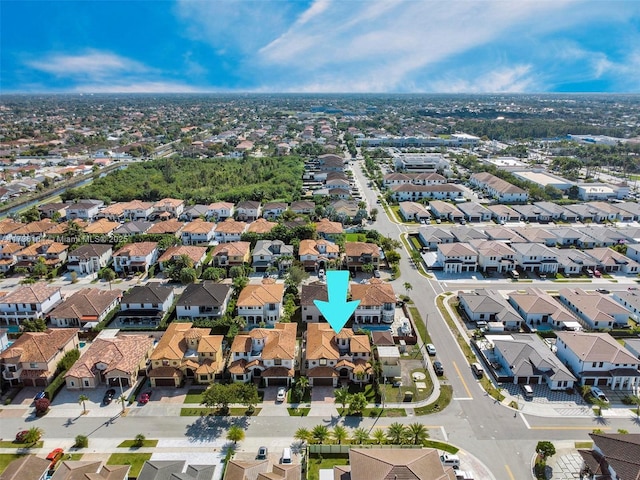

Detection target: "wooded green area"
[63, 156, 305, 204]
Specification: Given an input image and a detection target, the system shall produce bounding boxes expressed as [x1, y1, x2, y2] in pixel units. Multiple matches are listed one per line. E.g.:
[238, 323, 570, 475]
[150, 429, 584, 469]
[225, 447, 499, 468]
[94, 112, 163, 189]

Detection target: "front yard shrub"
[74, 435, 88, 448]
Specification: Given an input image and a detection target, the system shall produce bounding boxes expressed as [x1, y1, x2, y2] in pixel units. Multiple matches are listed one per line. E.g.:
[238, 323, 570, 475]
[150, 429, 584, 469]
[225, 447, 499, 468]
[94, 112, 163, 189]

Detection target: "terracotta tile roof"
[262, 323, 297, 360]
[344, 241, 380, 258]
[182, 219, 216, 234]
[158, 245, 207, 265]
[113, 241, 158, 257]
[0, 283, 60, 304]
[215, 218, 247, 234]
[298, 239, 340, 256]
[230, 336, 252, 353]
[146, 219, 185, 235]
[49, 288, 121, 321]
[12, 219, 56, 235]
[211, 241, 250, 258]
[307, 366, 339, 377]
[46, 220, 87, 236]
[148, 366, 182, 378]
[19, 240, 68, 256]
[228, 359, 248, 374]
[99, 203, 127, 216]
[237, 283, 284, 307]
[154, 198, 184, 208]
[350, 280, 396, 306]
[305, 323, 370, 359]
[123, 200, 153, 211]
[0, 219, 21, 235]
[315, 218, 343, 235]
[151, 322, 222, 361]
[84, 218, 120, 235]
[65, 335, 153, 379]
[207, 201, 234, 211]
[0, 329, 77, 363]
[247, 218, 277, 234]
[0, 240, 23, 254]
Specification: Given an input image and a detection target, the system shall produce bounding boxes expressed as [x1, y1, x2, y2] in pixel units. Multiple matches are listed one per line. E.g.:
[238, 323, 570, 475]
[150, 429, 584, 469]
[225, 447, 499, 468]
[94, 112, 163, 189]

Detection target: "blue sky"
[2, 0, 639, 93]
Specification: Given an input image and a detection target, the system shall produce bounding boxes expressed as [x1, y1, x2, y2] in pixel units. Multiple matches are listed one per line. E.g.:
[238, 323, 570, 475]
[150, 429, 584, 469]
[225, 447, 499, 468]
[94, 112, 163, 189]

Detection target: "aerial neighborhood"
[1, 94, 640, 480]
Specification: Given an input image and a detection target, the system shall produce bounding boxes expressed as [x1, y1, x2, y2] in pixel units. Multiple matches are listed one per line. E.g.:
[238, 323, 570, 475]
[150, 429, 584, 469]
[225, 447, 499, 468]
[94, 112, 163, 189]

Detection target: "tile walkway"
[547, 450, 583, 480]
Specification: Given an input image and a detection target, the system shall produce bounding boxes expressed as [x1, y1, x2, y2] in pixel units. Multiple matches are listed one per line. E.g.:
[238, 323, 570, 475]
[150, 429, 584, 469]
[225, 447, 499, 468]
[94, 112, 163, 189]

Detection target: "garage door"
[108, 378, 130, 388]
[312, 378, 334, 386]
[153, 378, 176, 387]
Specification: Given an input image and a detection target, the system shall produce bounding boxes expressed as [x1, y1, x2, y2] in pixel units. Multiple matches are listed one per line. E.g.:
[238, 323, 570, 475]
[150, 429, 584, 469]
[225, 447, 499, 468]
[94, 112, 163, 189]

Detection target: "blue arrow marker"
[314, 270, 360, 334]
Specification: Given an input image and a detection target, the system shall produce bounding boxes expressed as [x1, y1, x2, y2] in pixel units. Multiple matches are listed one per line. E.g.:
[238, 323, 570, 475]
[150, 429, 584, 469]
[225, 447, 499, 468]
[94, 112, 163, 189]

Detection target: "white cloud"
[26, 50, 149, 79]
[70, 81, 205, 94]
[427, 65, 538, 93]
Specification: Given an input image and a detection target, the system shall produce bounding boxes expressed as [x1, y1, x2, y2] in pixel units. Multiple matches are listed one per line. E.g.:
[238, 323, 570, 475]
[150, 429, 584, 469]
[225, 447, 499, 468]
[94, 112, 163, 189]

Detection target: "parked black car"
[103, 388, 116, 405]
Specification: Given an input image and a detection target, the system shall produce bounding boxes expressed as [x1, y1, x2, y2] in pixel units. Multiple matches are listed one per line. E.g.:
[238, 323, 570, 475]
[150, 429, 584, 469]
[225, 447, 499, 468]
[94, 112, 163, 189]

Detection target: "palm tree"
[352, 427, 370, 445]
[332, 425, 348, 445]
[24, 427, 43, 445]
[294, 427, 312, 445]
[403, 282, 413, 297]
[78, 394, 89, 414]
[133, 434, 146, 447]
[405, 423, 429, 445]
[334, 387, 350, 412]
[294, 376, 310, 402]
[226, 425, 245, 444]
[101, 268, 116, 290]
[372, 428, 387, 445]
[386, 422, 406, 445]
[119, 394, 127, 413]
[312, 425, 329, 444]
[293, 427, 313, 443]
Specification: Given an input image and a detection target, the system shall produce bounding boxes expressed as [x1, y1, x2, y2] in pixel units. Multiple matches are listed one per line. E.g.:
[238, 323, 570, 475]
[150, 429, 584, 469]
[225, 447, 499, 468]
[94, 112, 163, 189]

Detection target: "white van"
[522, 384, 534, 399]
[281, 447, 292, 464]
[440, 453, 460, 469]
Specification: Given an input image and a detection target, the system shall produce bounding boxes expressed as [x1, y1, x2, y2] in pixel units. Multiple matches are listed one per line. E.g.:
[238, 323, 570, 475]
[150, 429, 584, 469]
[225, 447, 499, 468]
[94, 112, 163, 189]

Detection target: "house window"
[319, 359, 327, 366]
[199, 375, 208, 382]
[274, 359, 282, 366]
[70, 381, 75, 387]
[599, 362, 603, 368]
[30, 363, 38, 368]
[83, 380, 90, 387]
[592, 362, 597, 368]
[162, 360, 169, 366]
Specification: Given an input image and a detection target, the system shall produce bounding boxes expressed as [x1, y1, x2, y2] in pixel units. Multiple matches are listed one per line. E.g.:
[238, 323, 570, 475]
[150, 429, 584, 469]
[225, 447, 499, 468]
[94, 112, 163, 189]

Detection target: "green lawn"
[287, 407, 310, 416]
[0, 441, 44, 449]
[307, 455, 349, 480]
[288, 388, 311, 403]
[345, 233, 367, 242]
[414, 385, 453, 415]
[107, 453, 152, 479]
[337, 407, 406, 417]
[424, 440, 459, 453]
[117, 439, 159, 448]
[180, 407, 261, 416]
[0, 454, 24, 474]
[63, 453, 83, 461]
[347, 383, 378, 401]
[183, 388, 206, 404]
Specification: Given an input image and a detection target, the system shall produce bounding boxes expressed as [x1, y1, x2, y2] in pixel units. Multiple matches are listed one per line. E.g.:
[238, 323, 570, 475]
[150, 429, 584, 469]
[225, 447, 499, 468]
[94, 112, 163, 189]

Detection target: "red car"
[15, 430, 28, 443]
[46, 448, 64, 468]
[139, 391, 152, 404]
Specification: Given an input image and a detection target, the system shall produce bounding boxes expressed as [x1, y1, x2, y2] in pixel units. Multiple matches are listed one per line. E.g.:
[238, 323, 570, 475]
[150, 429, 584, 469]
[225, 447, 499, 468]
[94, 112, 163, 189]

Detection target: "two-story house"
[65, 199, 104, 220]
[228, 323, 297, 386]
[112, 242, 158, 274]
[213, 218, 247, 243]
[246, 218, 277, 236]
[49, 288, 121, 328]
[236, 201, 262, 221]
[158, 245, 208, 272]
[300, 283, 328, 323]
[511, 242, 559, 274]
[0, 241, 23, 273]
[236, 280, 285, 325]
[305, 323, 371, 387]
[146, 219, 186, 237]
[0, 328, 78, 387]
[176, 282, 232, 320]
[558, 288, 630, 330]
[211, 241, 250, 268]
[149, 322, 224, 387]
[206, 202, 235, 221]
[350, 279, 396, 324]
[251, 240, 294, 272]
[16, 240, 69, 270]
[113, 221, 154, 238]
[344, 242, 380, 272]
[436, 243, 478, 273]
[83, 218, 120, 238]
[122, 200, 154, 221]
[0, 283, 62, 325]
[262, 202, 288, 220]
[152, 198, 185, 220]
[66, 244, 112, 276]
[469, 239, 516, 273]
[181, 219, 217, 246]
[299, 239, 340, 271]
[116, 285, 174, 328]
[290, 200, 315, 215]
[65, 333, 153, 389]
[556, 331, 640, 390]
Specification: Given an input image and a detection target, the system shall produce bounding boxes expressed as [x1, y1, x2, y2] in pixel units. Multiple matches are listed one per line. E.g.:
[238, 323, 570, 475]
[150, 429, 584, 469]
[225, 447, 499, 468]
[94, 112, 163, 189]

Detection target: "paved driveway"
[311, 386, 335, 403]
